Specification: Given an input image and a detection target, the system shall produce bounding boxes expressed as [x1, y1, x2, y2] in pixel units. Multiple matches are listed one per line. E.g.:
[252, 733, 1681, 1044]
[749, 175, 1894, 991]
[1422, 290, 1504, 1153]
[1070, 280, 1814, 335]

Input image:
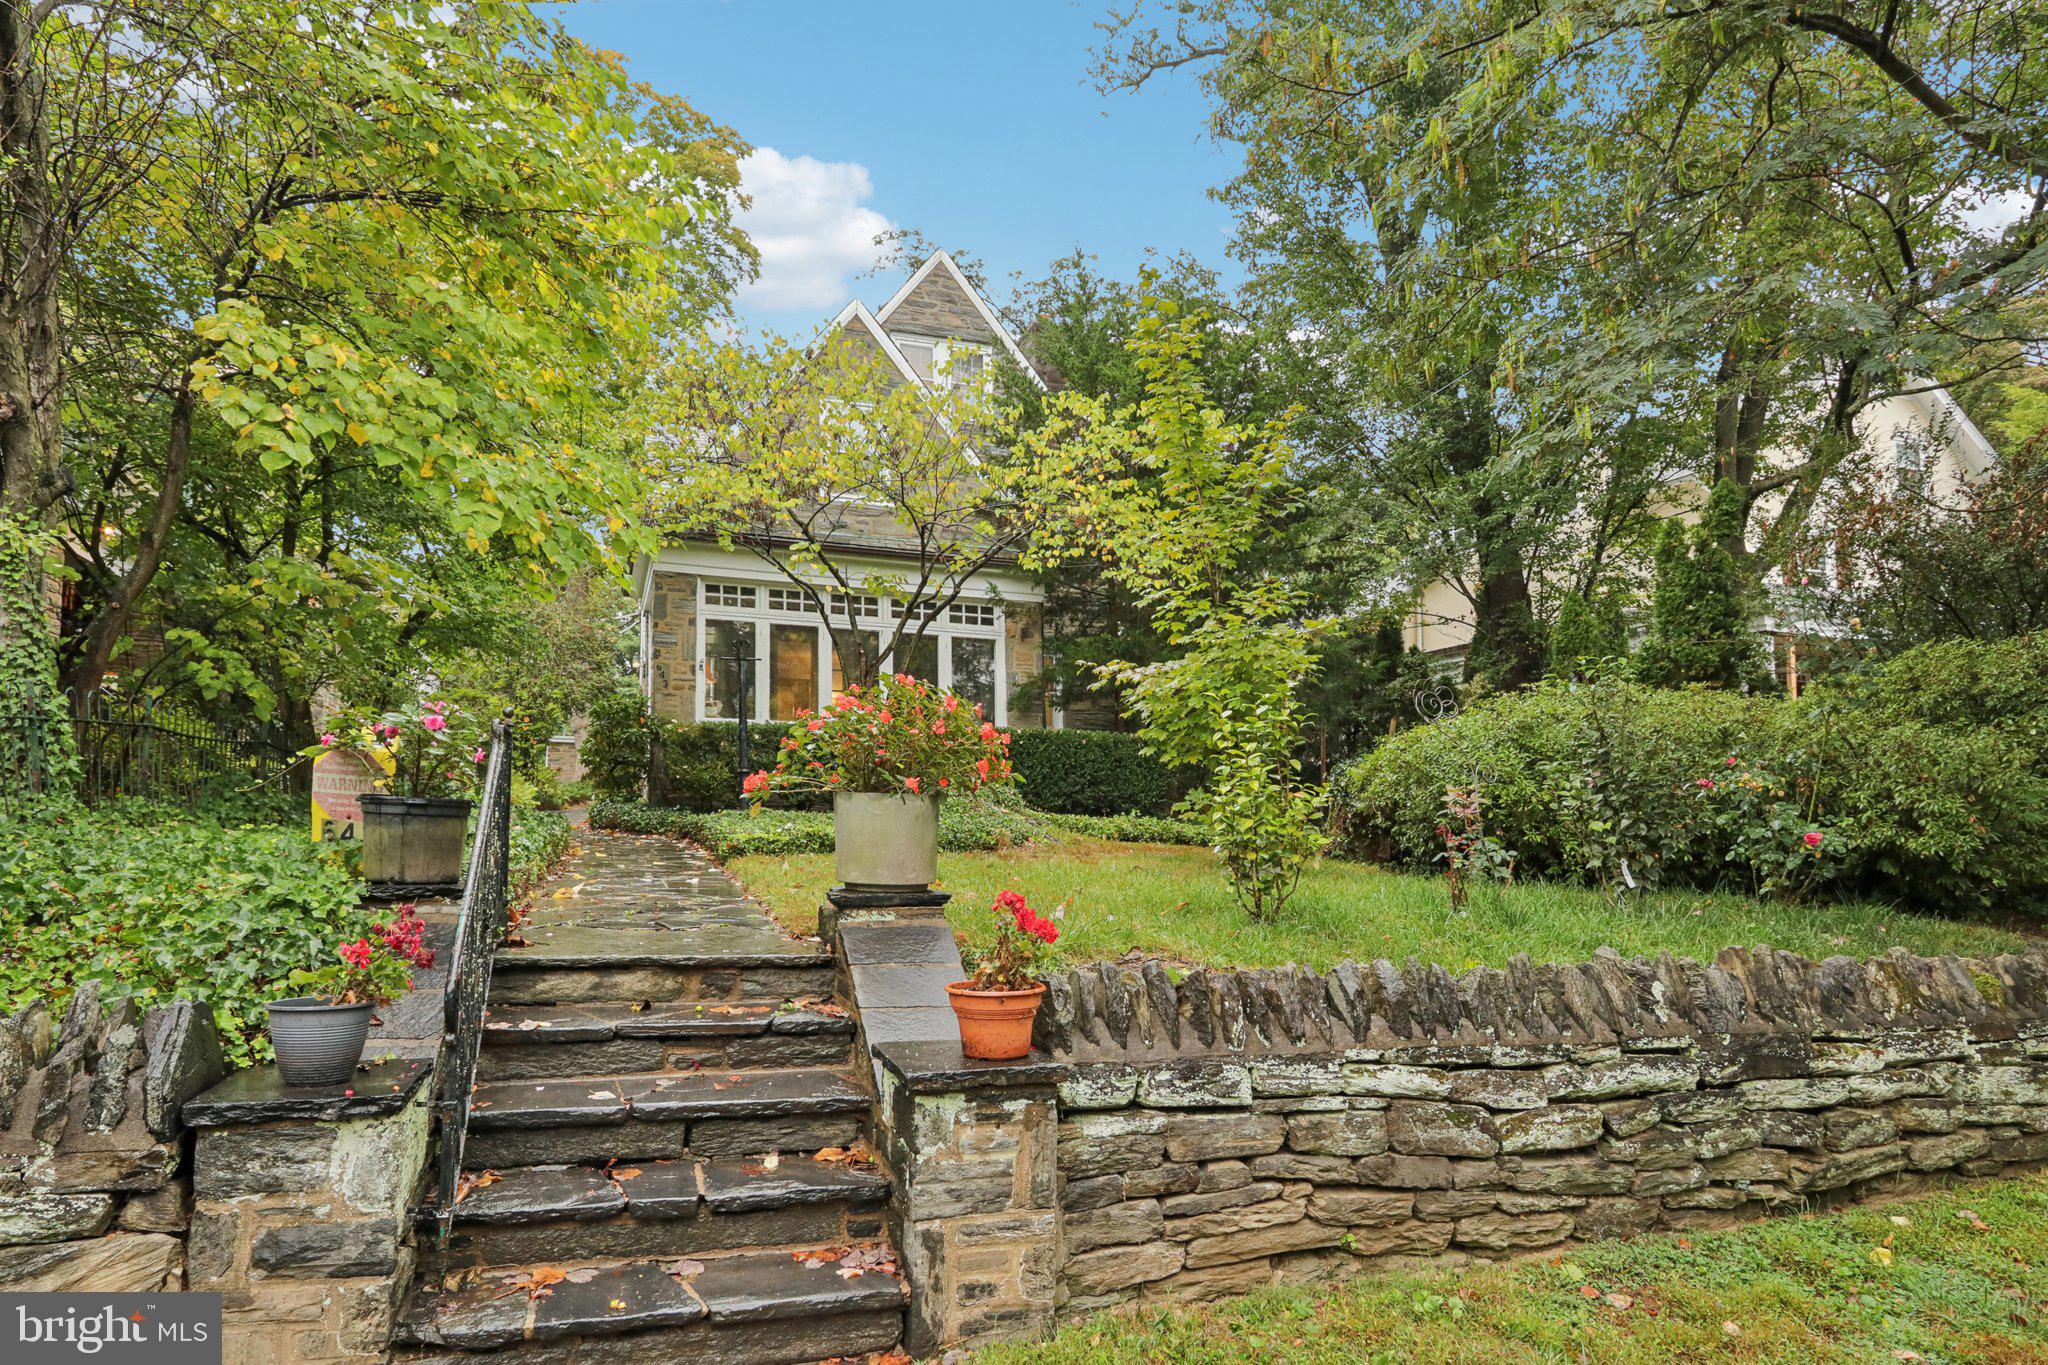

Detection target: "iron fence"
[426, 717, 513, 1245]
[0, 682, 301, 809]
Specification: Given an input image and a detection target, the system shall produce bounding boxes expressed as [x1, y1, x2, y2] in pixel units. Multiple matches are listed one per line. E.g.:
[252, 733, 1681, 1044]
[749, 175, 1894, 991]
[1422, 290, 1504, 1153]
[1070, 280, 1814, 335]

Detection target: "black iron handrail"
[426, 717, 513, 1245]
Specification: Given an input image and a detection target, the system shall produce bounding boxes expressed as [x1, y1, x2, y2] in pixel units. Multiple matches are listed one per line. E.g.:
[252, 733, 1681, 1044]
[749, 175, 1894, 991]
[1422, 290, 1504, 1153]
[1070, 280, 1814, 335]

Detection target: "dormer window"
[897, 338, 935, 381]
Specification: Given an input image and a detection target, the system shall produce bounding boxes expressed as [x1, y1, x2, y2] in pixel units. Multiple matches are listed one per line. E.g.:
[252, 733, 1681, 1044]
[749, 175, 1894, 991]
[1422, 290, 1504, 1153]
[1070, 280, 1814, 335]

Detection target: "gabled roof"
[874, 250, 1046, 390]
[821, 298, 926, 388]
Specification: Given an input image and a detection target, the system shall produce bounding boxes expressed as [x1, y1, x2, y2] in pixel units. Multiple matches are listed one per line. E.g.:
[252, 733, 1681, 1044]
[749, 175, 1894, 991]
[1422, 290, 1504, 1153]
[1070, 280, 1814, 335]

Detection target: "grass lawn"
[728, 837, 2030, 973]
[981, 1174, 2048, 1364]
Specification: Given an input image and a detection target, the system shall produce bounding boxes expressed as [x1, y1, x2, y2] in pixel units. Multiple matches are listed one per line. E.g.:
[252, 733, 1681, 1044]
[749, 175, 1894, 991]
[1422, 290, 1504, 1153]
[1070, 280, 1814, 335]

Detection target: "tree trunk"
[0, 1, 66, 517]
[1446, 398, 1544, 689]
[61, 387, 195, 694]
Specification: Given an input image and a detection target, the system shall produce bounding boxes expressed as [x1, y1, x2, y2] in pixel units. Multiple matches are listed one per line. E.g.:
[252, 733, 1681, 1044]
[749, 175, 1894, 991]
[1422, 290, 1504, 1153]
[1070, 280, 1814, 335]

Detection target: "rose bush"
[743, 674, 1014, 800]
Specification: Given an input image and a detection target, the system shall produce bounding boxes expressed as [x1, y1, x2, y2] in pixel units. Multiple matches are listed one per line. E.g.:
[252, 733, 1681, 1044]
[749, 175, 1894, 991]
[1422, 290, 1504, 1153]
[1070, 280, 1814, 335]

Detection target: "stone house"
[1400, 384, 2001, 685]
[633, 251, 1065, 730]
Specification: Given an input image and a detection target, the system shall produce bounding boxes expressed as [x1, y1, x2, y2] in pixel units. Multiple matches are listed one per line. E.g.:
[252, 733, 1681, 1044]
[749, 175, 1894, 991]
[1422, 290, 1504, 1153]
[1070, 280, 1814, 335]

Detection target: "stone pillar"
[872, 1043, 1063, 1355]
[183, 1059, 433, 1364]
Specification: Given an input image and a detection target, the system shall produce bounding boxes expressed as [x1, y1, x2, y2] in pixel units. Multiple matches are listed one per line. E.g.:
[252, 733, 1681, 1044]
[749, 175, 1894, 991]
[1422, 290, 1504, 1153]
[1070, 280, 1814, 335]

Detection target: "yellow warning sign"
[310, 745, 394, 842]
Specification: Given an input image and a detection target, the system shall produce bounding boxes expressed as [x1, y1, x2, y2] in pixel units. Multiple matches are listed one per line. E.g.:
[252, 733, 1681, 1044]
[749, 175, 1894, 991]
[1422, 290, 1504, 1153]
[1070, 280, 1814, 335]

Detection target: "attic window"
[897, 339, 934, 379]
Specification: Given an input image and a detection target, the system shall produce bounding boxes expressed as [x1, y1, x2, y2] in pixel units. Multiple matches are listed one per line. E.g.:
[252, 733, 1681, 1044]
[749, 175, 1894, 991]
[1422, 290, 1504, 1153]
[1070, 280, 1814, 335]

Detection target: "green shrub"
[583, 686, 655, 798]
[0, 801, 370, 1067]
[1332, 636, 2048, 911]
[509, 809, 573, 895]
[1010, 729, 1180, 816]
[1040, 810, 1207, 845]
[654, 719, 794, 812]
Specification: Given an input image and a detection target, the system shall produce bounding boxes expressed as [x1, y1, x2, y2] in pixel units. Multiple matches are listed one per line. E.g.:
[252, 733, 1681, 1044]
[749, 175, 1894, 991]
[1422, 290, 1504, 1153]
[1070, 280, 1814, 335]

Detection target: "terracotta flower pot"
[945, 981, 1047, 1061]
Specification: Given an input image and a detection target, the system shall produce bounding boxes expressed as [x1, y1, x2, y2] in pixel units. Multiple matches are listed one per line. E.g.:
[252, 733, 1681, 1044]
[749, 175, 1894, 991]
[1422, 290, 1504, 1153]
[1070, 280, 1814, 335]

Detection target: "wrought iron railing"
[0, 681, 300, 809]
[426, 717, 513, 1245]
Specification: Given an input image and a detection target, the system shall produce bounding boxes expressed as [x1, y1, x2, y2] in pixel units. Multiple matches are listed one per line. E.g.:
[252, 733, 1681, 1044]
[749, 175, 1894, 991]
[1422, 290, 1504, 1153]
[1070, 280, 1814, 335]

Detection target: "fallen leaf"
[510, 1267, 567, 1300]
[1578, 1285, 1602, 1300]
[564, 1268, 599, 1284]
[664, 1258, 705, 1279]
[1871, 1246, 1894, 1268]
[1604, 1293, 1633, 1310]
[1722, 1321, 1741, 1337]
[612, 1167, 643, 1181]
[453, 1170, 502, 1203]
[608, 1299, 627, 1310]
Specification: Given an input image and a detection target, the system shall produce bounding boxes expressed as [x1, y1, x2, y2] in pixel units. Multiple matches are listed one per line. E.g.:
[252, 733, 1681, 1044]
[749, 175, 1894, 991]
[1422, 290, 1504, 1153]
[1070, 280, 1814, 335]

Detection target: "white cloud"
[736, 148, 894, 312]
[1956, 185, 2035, 238]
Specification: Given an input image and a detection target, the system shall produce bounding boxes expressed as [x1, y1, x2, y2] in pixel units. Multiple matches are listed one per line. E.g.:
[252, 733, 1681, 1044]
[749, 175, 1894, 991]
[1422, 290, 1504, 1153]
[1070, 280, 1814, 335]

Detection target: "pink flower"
[320, 733, 337, 747]
[1725, 756, 1738, 767]
[421, 714, 447, 732]
[807, 718, 824, 732]
[878, 710, 893, 724]
[904, 776, 921, 794]
[1696, 778, 1716, 789]
[1803, 831, 1824, 849]
[471, 747, 485, 763]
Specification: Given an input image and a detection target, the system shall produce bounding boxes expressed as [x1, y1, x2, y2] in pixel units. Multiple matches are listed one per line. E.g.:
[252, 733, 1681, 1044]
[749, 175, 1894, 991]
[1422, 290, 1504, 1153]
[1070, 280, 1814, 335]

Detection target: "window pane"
[892, 632, 938, 685]
[703, 620, 756, 719]
[951, 637, 996, 720]
[831, 629, 882, 692]
[898, 340, 934, 379]
[769, 625, 818, 721]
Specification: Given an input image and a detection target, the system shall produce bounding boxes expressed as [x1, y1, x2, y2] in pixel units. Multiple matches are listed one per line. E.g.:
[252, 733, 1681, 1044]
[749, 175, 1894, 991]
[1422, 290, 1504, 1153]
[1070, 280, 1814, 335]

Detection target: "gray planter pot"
[834, 791, 941, 892]
[266, 997, 374, 1087]
[360, 794, 471, 887]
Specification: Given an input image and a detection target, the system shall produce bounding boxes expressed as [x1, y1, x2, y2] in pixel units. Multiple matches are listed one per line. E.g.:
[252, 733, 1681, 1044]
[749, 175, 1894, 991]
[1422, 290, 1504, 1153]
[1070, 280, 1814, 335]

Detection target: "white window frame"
[694, 577, 1007, 724]
[887, 333, 991, 392]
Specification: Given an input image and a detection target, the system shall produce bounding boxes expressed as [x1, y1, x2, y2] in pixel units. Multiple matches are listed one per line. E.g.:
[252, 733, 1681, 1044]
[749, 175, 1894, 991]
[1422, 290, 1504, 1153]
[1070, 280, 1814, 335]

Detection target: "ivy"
[0, 515, 77, 800]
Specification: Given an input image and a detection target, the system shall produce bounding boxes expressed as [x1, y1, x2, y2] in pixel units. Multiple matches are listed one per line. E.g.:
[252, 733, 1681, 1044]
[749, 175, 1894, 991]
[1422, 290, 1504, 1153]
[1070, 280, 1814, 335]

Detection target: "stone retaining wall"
[0, 986, 224, 1294]
[1025, 944, 2048, 1318]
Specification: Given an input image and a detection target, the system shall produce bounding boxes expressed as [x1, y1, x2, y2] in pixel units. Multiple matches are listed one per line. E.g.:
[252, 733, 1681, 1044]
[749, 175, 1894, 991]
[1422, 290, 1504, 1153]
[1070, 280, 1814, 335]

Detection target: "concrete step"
[460, 1069, 868, 1170]
[427, 1156, 890, 1270]
[476, 1004, 854, 1081]
[397, 1248, 906, 1361]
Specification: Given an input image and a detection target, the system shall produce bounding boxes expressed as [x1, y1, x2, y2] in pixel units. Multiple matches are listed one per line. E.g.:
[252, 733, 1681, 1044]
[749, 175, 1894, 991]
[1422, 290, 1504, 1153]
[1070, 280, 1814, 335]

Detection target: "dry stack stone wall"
[1030, 944, 2048, 1319]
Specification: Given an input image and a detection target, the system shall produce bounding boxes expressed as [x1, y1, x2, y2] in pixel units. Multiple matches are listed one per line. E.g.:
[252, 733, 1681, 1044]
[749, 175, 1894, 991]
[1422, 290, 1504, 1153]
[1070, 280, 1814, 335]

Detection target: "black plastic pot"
[359, 793, 471, 888]
[265, 996, 374, 1087]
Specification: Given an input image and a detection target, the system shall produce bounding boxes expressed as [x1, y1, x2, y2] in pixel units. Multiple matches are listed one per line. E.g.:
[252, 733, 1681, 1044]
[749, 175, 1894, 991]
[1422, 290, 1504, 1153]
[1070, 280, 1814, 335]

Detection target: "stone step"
[427, 1156, 891, 1270]
[397, 1248, 906, 1361]
[461, 1069, 868, 1170]
[488, 929, 833, 1008]
[477, 1005, 854, 1082]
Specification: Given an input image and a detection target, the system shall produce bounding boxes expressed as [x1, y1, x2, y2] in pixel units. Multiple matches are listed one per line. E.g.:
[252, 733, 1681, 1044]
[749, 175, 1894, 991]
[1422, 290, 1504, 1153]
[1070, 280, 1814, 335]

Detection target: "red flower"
[975, 757, 991, 782]
[1803, 831, 1824, 849]
[904, 775, 921, 794]
[742, 770, 770, 794]
[1725, 755, 1739, 766]
[338, 939, 375, 969]
[1696, 778, 1716, 789]
[995, 890, 1029, 916]
[980, 721, 997, 742]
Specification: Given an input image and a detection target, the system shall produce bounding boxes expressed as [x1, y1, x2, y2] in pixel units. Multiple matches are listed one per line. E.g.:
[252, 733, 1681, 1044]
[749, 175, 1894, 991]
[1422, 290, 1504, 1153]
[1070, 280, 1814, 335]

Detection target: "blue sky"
[553, 0, 1240, 334]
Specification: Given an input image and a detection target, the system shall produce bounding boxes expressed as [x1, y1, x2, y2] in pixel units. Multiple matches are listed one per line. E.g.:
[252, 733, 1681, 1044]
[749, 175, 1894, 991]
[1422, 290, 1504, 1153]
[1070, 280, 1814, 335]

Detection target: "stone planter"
[834, 791, 940, 893]
[265, 997, 373, 1086]
[360, 793, 470, 888]
[945, 981, 1046, 1060]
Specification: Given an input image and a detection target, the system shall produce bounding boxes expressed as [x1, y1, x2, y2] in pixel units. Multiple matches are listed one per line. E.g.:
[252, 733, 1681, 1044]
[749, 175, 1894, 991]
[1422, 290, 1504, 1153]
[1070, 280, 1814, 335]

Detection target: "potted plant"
[947, 891, 1059, 1059]
[267, 907, 436, 1086]
[313, 699, 485, 888]
[744, 674, 1013, 894]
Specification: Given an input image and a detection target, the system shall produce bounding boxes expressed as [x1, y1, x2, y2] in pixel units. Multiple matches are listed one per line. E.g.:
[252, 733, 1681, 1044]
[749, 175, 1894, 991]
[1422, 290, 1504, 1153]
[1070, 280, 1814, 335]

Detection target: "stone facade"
[186, 1070, 434, 1364]
[646, 569, 698, 721]
[885, 268, 998, 345]
[1026, 945, 2048, 1320]
[0, 987, 223, 1294]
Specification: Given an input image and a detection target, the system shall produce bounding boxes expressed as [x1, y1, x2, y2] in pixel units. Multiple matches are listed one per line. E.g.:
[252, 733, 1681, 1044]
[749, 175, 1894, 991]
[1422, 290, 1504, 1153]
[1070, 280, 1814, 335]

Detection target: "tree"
[5, 0, 752, 714]
[1022, 296, 1326, 919]
[1821, 436, 2048, 653]
[1636, 482, 1767, 690]
[1098, 2, 1676, 692]
[646, 328, 1069, 689]
[1101, 0, 2048, 586]
[1548, 592, 1630, 681]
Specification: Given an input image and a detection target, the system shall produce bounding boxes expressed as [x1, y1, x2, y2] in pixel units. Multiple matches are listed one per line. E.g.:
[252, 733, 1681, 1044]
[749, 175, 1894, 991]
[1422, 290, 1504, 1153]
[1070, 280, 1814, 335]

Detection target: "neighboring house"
[632, 251, 1062, 728]
[1402, 385, 2001, 684]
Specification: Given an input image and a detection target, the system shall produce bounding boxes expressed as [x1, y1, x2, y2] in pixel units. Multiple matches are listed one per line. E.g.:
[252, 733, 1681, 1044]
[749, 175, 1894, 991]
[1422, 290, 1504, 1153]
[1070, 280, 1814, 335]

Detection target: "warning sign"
[310, 748, 390, 842]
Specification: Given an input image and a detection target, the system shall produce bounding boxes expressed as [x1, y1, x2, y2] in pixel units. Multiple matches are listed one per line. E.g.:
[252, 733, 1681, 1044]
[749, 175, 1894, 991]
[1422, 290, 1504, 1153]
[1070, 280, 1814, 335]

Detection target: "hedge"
[582, 686, 796, 812]
[1010, 728, 1180, 817]
[1329, 635, 2048, 912]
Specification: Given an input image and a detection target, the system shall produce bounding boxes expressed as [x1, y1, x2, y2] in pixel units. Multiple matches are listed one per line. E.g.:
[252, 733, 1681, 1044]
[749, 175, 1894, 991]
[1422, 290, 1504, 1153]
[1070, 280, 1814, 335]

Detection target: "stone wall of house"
[1026, 945, 2048, 1320]
[886, 272, 997, 344]
[0, 987, 224, 1293]
[1004, 604, 1047, 729]
[646, 568, 699, 721]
